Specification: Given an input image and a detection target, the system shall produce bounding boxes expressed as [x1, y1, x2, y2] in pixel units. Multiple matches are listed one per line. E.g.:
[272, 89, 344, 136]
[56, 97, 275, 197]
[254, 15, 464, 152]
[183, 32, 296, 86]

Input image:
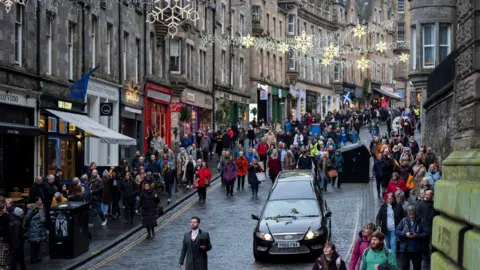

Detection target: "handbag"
[407, 165, 423, 189]
[328, 170, 338, 178]
[256, 172, 267, 182]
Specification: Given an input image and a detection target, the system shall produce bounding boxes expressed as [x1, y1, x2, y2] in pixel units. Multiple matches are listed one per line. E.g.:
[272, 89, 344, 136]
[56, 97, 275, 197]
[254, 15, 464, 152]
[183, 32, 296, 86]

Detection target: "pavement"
[30, 159, 221, 270]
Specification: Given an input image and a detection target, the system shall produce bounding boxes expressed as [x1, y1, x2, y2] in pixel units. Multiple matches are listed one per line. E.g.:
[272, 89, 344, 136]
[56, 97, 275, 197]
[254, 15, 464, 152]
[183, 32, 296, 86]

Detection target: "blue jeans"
[90, 201, 106, 223]
[385, 229, 397, 253]
[251, 182, 259, 195]
[101, 203, 109, 214]
[167, 184, 173, 199]
[319, 172, 327, 190]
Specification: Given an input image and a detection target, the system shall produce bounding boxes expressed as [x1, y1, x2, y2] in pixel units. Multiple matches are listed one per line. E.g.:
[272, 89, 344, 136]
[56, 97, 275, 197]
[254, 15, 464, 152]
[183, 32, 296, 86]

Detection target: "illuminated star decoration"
[242, 34, 255, 48]
[2, 0, 24, 13]
[295, 31, 313, 54]
[146, 0, 200, 37]
[321, 57, 332, 66]
[278, 43, 290, 54]
[343, 92, 352, 104]
[324, 43, 339, 59]
[356, 57, 370, 71]
[375, 42, 387, 53]
[353, 25, 366, 39]
[399, 53, 409, 63]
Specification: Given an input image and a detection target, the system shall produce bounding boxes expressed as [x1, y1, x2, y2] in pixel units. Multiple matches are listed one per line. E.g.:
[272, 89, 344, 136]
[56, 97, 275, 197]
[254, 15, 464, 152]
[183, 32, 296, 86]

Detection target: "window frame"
[397, 23, 405, 43]
[288, 15, 295, 35]
[240, 14, 245, 38]
[422, 24, 435, 69]
[123, 32, 128, 81]
[46, 18, 52, 75]
[334, 63, 341, 82]
[135, 38, 140, 83]
[439, 24, 451, 62]
[239, 58, 244, 88]
[15, 4, 23, 66]
[288, 50, 295, 71]
[398, 0, 404, 13]
[221, 50, 226, 82]
[107, 24, 112, 75]
[149, 33, 154, 75]
[68, 24, 74, 80]
[91, 16, 97, 68]
[169, 39, 182, 74]
[411, 26, 417, 70]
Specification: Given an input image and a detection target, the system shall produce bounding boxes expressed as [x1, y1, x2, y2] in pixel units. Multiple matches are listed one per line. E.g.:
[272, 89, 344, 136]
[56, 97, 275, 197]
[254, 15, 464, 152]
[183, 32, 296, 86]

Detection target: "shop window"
[48, 116, 57, 133]
[45, 137, 75, 179]
[59, 119, 68, 134]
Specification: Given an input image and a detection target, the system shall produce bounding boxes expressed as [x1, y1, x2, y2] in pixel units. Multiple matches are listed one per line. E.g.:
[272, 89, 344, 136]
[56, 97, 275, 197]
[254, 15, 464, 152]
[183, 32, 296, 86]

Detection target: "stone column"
[431, 0, 480, 269]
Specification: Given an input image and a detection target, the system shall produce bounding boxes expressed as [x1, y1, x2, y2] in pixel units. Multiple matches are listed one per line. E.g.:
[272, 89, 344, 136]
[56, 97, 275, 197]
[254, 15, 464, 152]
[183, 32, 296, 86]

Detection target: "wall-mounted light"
[76, 131, 82, 139]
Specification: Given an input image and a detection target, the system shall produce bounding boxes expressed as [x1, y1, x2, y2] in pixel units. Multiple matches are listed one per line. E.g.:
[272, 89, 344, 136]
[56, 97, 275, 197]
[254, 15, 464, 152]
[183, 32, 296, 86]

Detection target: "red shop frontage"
[144, 82, 172, 153]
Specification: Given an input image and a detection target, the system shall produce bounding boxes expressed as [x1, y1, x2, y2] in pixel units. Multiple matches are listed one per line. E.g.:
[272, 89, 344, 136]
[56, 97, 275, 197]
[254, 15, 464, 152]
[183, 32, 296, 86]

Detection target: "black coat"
[247, 164, 262, 184]
[0, 213, 11, 245]
[10, 214, 24, 252]
[138, 189, 159, 227]
[376, 203, 405, 233]
[179, 229, 212, 270]
[416, 200, 437, 231]
[297, 155, 313, 170]
[119, 179, 138, 203]
[163, 168, 177, 185]
[28, 183, 46, 203]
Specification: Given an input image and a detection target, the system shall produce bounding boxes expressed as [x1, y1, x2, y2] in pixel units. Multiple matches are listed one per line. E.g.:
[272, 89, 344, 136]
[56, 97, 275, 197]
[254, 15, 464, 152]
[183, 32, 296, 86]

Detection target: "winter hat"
[102, 170, 109, 177]
[13, 207, 24, 217]
[392, 145, 399, 152]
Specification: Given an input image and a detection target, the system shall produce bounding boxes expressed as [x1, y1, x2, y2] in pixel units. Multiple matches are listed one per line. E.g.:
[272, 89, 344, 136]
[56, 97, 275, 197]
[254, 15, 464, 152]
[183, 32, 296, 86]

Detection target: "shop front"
[40, 94, 135, 182]
[0, 87, 40, 194]
[120, 84, 144, 158]
[145, 82, 172, 153]
[85, 78, 121, 167]
[257, 84, 269, 122]
[371, 84, 402, 109]
[271, 88, 287, 122]
[215, 91, 249, 127]
[178, 89, 213, 133]
[289, 85, 306, 120]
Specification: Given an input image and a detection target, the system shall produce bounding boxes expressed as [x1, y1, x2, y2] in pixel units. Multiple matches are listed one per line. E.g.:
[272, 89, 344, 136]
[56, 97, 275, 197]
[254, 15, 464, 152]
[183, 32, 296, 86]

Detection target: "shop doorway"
[0, 135, 34, 193]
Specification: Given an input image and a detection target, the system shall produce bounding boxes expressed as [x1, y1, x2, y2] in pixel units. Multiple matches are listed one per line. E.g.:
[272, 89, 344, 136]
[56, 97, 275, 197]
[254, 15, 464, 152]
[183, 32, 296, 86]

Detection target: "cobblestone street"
[79, 173, 371, 270]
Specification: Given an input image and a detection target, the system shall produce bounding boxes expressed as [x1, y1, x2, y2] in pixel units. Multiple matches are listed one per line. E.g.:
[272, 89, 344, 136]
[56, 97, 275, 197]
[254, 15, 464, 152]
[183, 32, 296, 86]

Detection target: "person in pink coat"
[348, 223, 375, 270]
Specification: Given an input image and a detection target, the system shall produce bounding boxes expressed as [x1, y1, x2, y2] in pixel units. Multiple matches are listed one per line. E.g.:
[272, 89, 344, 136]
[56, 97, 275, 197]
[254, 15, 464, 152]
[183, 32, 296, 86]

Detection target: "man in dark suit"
[179, 216, 212, 270]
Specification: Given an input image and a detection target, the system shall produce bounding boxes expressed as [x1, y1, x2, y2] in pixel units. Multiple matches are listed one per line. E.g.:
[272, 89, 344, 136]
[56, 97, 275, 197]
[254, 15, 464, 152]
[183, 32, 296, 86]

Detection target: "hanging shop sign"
[0, 90, 36, 108]
[121, 90, 144, 107]
[181, 89, 213, 110]
[87, 79, 119, 101]
[148, 89, 172, 103]
[58, 101, 72, 110]
[100, 103, 113, 116]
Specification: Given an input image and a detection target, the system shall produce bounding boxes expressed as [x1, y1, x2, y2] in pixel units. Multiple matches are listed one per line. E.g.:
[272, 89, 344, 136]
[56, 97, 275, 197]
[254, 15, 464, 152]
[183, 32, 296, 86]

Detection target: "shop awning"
[47, 109, 136, 145]
[373, 87, 402, 100]
[0, 122, 41, 136]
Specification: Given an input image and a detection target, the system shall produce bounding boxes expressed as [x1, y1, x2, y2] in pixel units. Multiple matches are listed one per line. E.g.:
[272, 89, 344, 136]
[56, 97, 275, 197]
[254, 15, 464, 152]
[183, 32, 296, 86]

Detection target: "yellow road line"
[87, 183, 221, 270]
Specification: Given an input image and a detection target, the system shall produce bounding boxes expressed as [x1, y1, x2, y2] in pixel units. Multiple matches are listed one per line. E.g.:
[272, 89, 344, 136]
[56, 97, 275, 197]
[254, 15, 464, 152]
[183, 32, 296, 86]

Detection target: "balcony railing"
[426, 50, 457, 98]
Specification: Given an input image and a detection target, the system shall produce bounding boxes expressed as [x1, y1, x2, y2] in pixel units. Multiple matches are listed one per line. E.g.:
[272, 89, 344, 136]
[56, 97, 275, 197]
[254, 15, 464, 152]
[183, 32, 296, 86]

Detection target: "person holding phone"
[179, 216, 212, 270]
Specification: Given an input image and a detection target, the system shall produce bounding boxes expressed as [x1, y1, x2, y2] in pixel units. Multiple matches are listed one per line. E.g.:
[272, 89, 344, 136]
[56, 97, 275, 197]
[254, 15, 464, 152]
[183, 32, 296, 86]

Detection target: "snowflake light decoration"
[356, 57, 370, 71]
[353, 25, 366, 39]
[295, 31, 313, 54]
[278, 43, 290, 54]
[375, 42, 387, 53]
[242, 34, 255, 48]
[146, 0, 199, 37]
[321, 57, 332, 67]
[399, 53, 409, 63]
[324, 43, 339, 59]
[1, 0, 24, 13]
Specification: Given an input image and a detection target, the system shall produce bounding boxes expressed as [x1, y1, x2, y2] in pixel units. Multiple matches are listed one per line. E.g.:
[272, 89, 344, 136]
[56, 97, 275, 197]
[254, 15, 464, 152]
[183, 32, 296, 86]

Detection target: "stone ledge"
[463, 229, 480, 270]
[432, 215, 469, 263]
[442, 150, 480, 182]
[435, 180, 480, 227]
[431, 252, 463, 270]
[435, 180, 460, 216]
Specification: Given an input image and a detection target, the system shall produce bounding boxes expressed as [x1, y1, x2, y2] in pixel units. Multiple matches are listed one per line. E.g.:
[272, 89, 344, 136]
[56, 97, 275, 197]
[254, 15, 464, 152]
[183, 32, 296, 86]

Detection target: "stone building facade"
[423, 0, 480, 269]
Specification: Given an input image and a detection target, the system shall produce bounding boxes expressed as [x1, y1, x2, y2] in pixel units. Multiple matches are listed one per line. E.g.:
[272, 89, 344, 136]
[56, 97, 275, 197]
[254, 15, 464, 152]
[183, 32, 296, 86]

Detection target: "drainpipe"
[211, 2, 217, 131]
[81, 3, 86, 74]
[36, 0, 42, 177]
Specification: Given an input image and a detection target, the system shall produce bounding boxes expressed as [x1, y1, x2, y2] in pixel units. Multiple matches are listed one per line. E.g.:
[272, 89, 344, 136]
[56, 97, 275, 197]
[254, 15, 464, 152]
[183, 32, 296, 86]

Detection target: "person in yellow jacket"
[309, 141, 319, 157]
[51, 192, 68, 207]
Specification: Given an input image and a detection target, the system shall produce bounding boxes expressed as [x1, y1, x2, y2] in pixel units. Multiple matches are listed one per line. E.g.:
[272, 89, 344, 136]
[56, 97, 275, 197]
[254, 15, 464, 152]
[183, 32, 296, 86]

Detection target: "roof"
[269, 180, 317, 200]
[276, 170, 313, 182]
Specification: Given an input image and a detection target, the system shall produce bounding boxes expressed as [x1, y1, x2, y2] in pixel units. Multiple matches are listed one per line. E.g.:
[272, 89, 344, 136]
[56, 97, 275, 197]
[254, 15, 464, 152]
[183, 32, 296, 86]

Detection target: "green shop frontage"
[270, 87, 288, 122]
[215, 90, 250, 128]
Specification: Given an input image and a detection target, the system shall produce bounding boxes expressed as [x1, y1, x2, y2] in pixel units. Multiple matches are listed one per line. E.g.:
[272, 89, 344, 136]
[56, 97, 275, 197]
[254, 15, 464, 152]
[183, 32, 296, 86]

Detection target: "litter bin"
[49, 202, 90, 259]
[311, 124, 321, 136]
[339, 143, 370, 183]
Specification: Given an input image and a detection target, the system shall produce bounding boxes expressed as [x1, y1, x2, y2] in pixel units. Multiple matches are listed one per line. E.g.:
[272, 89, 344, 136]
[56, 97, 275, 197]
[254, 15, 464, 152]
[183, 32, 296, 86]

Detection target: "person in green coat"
[360, 231, 398, 270]
[330, 150, 344, 188]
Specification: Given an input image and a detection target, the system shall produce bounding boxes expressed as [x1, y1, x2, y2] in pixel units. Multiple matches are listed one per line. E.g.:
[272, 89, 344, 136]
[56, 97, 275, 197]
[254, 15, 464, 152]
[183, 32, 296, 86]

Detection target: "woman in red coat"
[267, 150, 282, 183]
[383, 172, 407, 200]
[196, 161, 211, 202]
[236, 152, 249, 190]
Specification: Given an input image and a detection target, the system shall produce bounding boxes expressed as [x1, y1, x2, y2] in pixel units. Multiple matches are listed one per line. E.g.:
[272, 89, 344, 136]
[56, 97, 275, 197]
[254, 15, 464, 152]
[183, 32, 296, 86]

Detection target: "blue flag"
[70, 65, 100, 99]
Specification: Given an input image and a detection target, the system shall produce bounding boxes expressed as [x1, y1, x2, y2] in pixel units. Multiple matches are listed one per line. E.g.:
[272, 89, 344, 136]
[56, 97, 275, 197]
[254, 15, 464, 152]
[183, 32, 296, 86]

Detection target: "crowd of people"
[0, 104, 431, 270]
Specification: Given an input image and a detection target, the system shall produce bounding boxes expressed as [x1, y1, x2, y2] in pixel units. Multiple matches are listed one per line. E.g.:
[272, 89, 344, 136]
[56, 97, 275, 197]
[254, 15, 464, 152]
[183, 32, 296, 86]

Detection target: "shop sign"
[148, 89, 171, 103]
[257, 84, 268, 91]
[381, 85, 394, 93]
[122, 90, 144, 107]
[87, 80, 119, 101]
[100, 103, 113, 116]
[58, 101, 72, 110]
[170, 102, 182, 112]
[0, 90, 35, 108]
[187, 93, 195, 102]
[259, 90, 268, 100]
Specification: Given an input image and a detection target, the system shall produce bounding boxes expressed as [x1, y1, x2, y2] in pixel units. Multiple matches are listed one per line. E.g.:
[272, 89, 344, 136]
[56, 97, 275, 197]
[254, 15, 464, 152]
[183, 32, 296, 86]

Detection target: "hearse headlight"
[256, 232, 273, 241]
[304, 229, 323, 240]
